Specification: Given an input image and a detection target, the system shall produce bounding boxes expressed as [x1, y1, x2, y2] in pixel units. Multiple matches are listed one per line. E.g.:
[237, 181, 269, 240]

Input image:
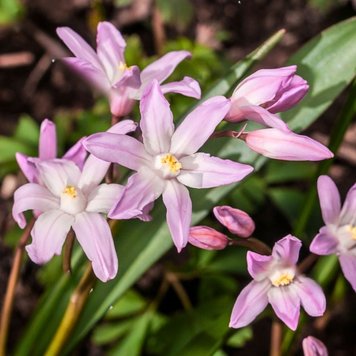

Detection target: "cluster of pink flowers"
[11, 21, 353, 337]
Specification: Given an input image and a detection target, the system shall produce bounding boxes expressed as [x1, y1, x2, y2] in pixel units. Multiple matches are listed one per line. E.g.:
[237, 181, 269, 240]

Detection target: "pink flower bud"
[188, 226, 229, 250]
[302, 336, 328, 356]
[213, 205, 255, 238]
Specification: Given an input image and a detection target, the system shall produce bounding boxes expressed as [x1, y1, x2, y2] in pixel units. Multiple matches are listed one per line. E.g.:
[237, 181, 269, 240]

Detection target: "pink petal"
[177, 153, 253, 189]
[309, 227, 338, 255]
[63, 138, 87, 170]
[56, 27, 102, 70]
[247, 251, 273, 280]
[245, 129, 333, 161]
[84, 132, 151, 171]
[39, 119, 57, 160]
[294, 276, 326, 317]
[108, 119, 137, 135]
[109, 170, 165, 220]
[16, 153, 37, 183]
[12, 183, 59, 228]
[226, 104, 290, 131]
[96, 21, 126, 82]
[317, 175, 341, 225]
[302, 336, 328, 356]
[160, 76, 201, 99]
[140, 80, 174, 155]
[170, 96, 231, 156]
[73, 212, 118, 282]
[272, 235, 301, 265]
[339, 253, 356, 292]
[339, 183, 356, 226]
[140, 50, 191, 86]
[229, 280, 270, 328]
[86, 183, 123, 214]
[188, 226, 228, 250]
[37, 159, 81, 196]
[267, 285, 301, 330]
[213, 205, 255, 237]
[109, 86, 136, 117]
[26, 210, 73, 264]
[61, 57, 110, 93]
[162, 180, 192, 252]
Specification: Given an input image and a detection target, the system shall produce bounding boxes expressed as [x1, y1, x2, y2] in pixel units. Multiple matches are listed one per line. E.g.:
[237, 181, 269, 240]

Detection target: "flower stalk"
[270, 319, 282, 356]
[0, 217, 35, 356]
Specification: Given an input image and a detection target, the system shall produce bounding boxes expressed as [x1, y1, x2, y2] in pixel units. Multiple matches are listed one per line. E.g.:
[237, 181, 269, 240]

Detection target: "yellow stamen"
[271, 272, 294, 287]
[63, 186, 77, 198]
[118, 62, 129, 71]
[160, 154, 182, 173]
[346, 225, 356, 240]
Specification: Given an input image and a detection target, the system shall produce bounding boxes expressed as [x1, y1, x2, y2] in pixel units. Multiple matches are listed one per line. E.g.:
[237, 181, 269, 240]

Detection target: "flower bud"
[302, 336, 328, 356]
[213, 205, 255, 238]
[188, 226, 229, 250]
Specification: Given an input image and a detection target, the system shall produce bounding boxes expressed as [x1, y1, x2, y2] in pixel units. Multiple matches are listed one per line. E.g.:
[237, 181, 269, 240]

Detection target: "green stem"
[294, 79, 356, 237]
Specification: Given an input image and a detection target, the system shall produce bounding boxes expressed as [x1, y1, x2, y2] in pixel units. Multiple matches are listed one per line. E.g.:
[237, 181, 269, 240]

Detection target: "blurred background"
[0, 0, 355, 354]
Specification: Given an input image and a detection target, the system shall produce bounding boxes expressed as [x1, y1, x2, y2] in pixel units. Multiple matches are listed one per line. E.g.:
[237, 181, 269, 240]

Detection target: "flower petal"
[162, 180, 192, 252]
[160, 76, 201, 99]
[96, 21, 126, 82]
[63, 138, 87, 170]
[16, 153, 37, 183]
[339, 253, 356, 292]
[247, 251, 273, 280]
[339, 182, 356, 226]
[177, 153, 253, 189]
[309, 226, 338, 255]
[272, 235, 302, 265]
[302, 336, 328, 356]
[226, 104, 290, 131]
[170, 96, 231, 156]
[73, 212, 118, 282]
[245, 129, 333, 161]
[56, 27, 102, 70]
[268, 285, 301, 330]
[26, 210, 73, 264]
[317, 175, 341, 225]
[84, 132, 152, 171]
[229, 280, 270, 328]
[37, 159, 81, 196]
[188, 226, 228, 250]
[12, 183, 59, 228]
[139, 80, 174, 155]
[108, 119, 137, 135]
[86, 183, 123, 213]
[294, 276, 326, 317]
[109, 170, 165, 220]
[213, 205, 255, 237]
[140, 50, 191, 86]
[39, 119, 57, 160]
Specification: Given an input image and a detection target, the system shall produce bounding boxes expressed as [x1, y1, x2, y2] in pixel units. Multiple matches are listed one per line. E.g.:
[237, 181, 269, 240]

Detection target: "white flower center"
[60, 185, 86, 215]
[269, 268, 295, 287]
[345, 225, 356, 241]
[154, 153, 182, 179]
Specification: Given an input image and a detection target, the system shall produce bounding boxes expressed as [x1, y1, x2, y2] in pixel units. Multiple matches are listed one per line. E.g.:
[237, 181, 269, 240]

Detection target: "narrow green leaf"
[14, 115, 39, 147]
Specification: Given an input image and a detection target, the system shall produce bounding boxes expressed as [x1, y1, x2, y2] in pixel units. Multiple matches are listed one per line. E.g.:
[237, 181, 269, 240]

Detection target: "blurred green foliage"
[0, 0, 23, 25]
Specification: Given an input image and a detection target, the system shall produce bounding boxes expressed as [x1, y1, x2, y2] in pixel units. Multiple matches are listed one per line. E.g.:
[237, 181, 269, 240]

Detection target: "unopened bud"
[213, 205, 255, 238]
[188, 226, 229, 250]
[302, 336, 328, 356]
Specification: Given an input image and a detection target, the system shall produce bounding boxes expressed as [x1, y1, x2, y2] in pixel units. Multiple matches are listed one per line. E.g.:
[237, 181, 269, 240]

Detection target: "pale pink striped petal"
[310, 227, 338, 255]
[162, 180, 192, 252]
[16, 153, 37, 183]
[108, 119, 137, 134]
[302, 336, 328, 356]
[63, 138, 87, 170]
[86, 183, 123, 213]
[177, 153, 253, 188]
[39, 119, 57, 160]
[339, 183, 356, 226]
[339, 253, 356, 292]
[73, 212, 118, 282]
[246, 251, 273, 280]
[170, 96, 231, 156]
[12, 183, 59, 228]
[140, 80, 174, 155]
[317, 175, 341, 225]
[160, 76, 201, 99]
[229, 280, 270, 328]
[272, 235, 301, 264]
[26, 210, 73, 264]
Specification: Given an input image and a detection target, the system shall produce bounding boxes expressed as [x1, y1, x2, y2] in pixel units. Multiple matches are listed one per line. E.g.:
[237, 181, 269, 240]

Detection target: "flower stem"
[297, 253, 319, 274]
[165, 271, 192, 311]
[45, 264, 96, 356]
[229, 237, 272, 255]
[62, 230, 75, 274]
[270, 319, 282, 356]
[0, 217, 35, 356]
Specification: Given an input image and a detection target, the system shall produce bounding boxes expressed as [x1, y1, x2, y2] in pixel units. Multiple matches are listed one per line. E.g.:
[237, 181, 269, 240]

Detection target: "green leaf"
[226, 327, 253, 348]
[281, 17, 356, 131]
[0, 136, 35, 163]
[92, 319, 134, 345]
[0, 0, 24, 24]
[14, 115, 39, 147]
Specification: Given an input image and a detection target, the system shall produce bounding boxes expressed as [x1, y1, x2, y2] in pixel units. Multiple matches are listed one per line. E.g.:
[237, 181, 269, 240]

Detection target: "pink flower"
[12, 158, 121, 282]
[302, 336, 328, 356]
[226, 66, 308, 131]
[310, 176, 356, 291]
[84, 80, 253, 252]
[57, 22, 201, 117]
[230, 235, 326, 330]
[16, 119, 87, 183]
